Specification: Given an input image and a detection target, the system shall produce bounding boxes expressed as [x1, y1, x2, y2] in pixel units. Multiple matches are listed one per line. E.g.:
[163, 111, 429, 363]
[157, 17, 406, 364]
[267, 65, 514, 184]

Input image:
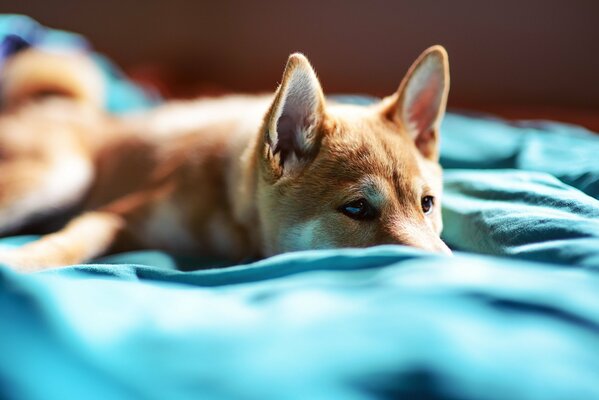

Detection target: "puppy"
[0, 46, 451, 272]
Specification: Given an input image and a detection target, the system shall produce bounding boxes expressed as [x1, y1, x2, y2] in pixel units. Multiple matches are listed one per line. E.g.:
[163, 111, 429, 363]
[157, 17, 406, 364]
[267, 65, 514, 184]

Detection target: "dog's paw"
[0, 248, 40, 273]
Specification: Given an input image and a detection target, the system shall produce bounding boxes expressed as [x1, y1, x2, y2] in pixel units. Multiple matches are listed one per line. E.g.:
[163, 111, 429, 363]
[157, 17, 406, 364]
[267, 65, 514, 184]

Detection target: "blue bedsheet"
[1, 15, 599, 400]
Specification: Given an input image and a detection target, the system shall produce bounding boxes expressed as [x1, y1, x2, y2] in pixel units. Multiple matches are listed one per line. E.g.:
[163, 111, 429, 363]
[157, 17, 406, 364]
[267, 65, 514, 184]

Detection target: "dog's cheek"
[279, 218, 332, 252]
[430, 205, 444, 235]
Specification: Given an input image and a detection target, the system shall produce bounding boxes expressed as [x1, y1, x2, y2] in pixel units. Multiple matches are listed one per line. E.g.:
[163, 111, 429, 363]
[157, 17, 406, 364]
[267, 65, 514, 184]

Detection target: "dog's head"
[255, 46, 451, 255]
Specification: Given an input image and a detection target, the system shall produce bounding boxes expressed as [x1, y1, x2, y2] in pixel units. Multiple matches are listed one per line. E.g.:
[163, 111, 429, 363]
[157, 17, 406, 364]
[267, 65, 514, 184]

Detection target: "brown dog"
[0, 46, 451, 272]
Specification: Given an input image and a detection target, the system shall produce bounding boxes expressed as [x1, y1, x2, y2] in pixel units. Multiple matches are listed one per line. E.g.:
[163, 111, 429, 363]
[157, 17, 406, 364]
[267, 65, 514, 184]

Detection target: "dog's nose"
[415, 236, 452, 255]
[387, 223, 452, 255]
[395, 231, 452, 255]
[433, 239, 453, 255]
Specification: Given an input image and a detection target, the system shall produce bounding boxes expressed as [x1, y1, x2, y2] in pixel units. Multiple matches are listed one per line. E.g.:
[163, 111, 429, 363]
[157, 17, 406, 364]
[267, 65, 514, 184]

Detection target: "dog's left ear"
[383, 45, 450, 160]
[262, 53, 326, 178]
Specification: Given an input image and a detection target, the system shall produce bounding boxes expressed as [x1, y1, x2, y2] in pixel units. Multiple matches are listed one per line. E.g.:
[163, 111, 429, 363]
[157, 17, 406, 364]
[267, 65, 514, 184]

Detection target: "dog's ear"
[383, 45, 449, 160]
[262, 53, 325, 178]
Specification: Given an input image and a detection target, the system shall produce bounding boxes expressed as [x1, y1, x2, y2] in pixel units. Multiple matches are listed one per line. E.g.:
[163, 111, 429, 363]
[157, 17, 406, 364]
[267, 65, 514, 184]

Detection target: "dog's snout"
[408, 236, 452, 255]
[433, 240, 453, 255]
[386, 225, 452, 255]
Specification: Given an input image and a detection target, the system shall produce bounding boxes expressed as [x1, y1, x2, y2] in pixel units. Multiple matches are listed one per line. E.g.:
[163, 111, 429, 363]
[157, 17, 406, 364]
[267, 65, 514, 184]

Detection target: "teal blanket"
[1, 15, 599, 400]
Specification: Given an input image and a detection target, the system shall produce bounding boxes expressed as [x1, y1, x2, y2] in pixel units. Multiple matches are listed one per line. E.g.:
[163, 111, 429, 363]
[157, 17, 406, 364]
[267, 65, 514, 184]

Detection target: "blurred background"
[2, 0, 598, 130]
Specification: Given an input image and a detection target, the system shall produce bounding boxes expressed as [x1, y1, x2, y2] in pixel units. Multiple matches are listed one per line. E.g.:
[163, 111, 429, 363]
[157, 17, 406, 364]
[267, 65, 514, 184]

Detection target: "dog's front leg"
[0, 211, 125, 273]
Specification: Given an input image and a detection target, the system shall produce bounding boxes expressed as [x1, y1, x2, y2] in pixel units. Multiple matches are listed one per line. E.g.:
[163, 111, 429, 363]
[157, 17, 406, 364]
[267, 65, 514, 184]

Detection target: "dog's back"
[0, 49, 266, 260]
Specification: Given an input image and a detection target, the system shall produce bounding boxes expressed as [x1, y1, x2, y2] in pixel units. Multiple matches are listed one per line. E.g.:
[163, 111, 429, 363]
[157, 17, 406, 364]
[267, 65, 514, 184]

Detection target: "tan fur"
[0, 46, 451, 272]
[1, 49, 104, 108]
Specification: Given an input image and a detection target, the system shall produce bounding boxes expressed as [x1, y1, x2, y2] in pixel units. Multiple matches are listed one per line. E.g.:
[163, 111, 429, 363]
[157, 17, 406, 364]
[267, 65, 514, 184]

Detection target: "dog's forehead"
[317, 117, 422, 192]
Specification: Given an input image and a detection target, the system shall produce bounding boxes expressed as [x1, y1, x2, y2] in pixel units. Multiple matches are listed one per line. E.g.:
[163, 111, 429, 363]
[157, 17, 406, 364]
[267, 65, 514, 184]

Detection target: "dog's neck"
[227, 123, 265, 258]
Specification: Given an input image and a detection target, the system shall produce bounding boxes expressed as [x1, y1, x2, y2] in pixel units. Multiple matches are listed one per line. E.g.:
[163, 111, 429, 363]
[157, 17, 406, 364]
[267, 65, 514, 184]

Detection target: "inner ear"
[384, 46, 450, 160]
[263, 53, 325, 177]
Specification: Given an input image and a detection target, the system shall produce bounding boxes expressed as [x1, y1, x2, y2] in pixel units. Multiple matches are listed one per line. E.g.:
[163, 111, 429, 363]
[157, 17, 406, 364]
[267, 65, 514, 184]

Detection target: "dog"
[0, 45, 451, 272]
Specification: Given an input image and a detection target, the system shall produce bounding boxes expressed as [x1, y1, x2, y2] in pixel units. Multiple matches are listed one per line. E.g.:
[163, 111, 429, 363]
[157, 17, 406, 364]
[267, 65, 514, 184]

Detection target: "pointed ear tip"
[287, 52, 311, 67]
[423, 45, 449, 63]
[283, 52, 318, 81]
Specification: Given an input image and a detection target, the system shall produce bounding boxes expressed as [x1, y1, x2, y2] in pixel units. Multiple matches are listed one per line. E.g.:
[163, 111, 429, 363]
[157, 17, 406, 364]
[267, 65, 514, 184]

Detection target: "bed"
[1, 15, 598, 400]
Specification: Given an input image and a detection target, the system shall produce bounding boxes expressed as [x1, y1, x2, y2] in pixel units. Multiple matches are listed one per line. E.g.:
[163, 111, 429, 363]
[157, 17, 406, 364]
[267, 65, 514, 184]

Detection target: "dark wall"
[1, 0, 598, 109]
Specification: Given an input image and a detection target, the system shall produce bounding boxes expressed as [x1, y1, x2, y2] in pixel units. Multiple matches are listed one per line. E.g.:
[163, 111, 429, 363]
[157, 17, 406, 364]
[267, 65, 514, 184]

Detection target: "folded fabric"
[441, 113, 599, 269]
[442, 113, 599, 199]
[443, 169, 599, 268]
[2, 248, 599, 400]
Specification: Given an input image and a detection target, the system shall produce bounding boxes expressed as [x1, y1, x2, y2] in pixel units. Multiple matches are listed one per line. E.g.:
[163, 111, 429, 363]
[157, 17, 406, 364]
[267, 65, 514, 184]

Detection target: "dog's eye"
[421, 196, 434, 214]
[339, 199, 378, 220]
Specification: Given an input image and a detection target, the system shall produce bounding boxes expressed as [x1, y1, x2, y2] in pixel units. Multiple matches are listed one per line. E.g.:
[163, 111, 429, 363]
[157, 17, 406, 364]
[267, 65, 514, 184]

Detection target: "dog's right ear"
[261, 53, 326, 179]
[382, 45, 450, 161]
